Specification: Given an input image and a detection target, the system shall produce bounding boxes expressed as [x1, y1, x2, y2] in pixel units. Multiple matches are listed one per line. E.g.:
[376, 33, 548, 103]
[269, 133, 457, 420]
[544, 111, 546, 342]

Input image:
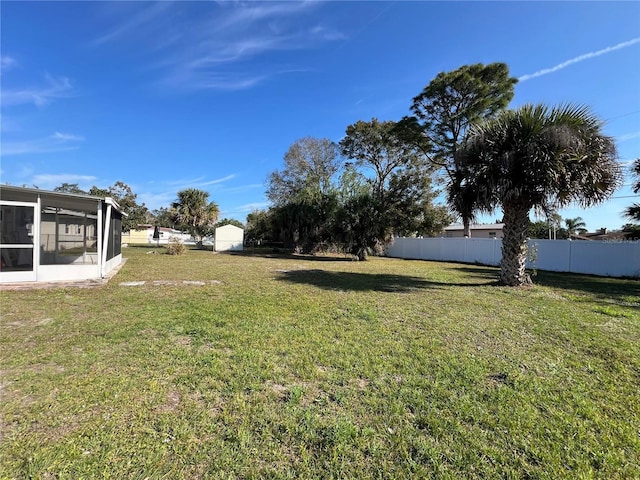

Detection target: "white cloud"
[1, 73, 74, 107]
[181, 72, 269, 91]
[214, 2, 318, 31]
[196, 175, 236, 187]
[52, 132, 85, 141]
[519, 37, 640, 82]
[93, 2, 174, 46]
[30, 174, 98, 190]
[221, 183, 264, 194]
[165, 176, 206, 186]
[1, 55, 18, 73]
[94, 2, 343, 91]
[219, 202, 269, 221]
[1, 132, 84, 156]
[227, 202, 269, 214]
[310, 25, 346, 41]
[137, 190, 178, 210]
[136, 175, 237, 210]
[163, 174, 235, 189]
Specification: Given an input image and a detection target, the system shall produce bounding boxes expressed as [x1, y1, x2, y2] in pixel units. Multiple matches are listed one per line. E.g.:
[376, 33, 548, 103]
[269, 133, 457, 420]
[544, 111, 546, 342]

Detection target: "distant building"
[123, 224, 190, 245]
[569, 228, 628, 241]
[1, 185, 125, 284]
[443, 223, 504, 239]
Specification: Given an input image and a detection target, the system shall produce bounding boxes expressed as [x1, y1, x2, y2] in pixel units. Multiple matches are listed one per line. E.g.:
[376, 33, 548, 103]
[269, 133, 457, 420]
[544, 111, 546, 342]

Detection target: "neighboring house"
[0, 185, 125, 284]
[215, 224, 244, 252]
[443, 223, 504, 239]
[123, 224, 190, 245]
[569, 228, 628, 242]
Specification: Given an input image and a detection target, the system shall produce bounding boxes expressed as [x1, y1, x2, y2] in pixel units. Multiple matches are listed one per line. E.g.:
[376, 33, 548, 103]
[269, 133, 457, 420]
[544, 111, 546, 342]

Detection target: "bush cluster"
[165, 237, 186, 255]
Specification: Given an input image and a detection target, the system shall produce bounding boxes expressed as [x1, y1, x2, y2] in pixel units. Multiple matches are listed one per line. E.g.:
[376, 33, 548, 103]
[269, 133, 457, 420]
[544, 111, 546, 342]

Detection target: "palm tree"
[546, 211, 563, 239]
[453, 104, 621, 286]
[623, 158, 640, 222]
[564, 217, 587, 236]
[445, 168, 477, 237]
[171, 188, 220, 245]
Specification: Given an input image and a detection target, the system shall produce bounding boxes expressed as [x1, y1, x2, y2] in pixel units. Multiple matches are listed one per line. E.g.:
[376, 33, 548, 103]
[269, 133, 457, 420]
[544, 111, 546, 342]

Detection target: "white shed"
[214, 224, 244, 252]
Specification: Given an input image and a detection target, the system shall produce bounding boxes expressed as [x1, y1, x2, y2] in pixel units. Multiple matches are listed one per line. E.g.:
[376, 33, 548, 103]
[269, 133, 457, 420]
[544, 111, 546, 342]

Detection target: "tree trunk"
[499, 203, 532, 286]
[463, 215, 471, 237]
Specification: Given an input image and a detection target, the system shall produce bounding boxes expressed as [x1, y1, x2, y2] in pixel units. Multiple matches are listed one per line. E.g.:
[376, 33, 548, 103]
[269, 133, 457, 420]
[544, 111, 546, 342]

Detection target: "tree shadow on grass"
[232, 250, 354, 262]
[447, 265, 500, 281]
[532, 270, 640, 306]
[276, 269, 495, 292]
[277, 269, 437, 292]
[450, 264, 639, 307]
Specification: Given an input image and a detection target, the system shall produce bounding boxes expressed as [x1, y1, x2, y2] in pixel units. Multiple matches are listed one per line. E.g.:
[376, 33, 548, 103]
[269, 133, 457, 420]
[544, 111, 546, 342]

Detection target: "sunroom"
[0, 185, 125, 284]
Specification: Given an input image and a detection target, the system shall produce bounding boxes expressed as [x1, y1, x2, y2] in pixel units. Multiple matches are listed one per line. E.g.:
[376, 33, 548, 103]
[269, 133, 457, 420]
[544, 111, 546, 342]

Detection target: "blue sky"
[1, 1, 639, 231]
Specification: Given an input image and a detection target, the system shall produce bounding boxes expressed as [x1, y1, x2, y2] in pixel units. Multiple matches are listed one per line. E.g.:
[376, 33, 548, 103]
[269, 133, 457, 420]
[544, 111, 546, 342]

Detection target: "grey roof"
[0, 184, 124, 213]
[444, 223, 504, 231]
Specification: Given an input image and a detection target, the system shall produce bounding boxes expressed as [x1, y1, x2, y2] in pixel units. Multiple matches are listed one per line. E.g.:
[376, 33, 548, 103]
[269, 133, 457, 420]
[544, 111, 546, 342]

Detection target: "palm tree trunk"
[499, 203, 532, 286]
[463, 215, 471, 237]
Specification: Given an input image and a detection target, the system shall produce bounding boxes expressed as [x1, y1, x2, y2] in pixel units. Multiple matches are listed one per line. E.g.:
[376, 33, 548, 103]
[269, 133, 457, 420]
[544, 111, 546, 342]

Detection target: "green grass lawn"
[1, 246, 639, 479]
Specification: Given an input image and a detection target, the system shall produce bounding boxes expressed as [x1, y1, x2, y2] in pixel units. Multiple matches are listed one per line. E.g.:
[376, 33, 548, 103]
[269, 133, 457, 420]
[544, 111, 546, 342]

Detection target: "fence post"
[568, 239, 572, 273]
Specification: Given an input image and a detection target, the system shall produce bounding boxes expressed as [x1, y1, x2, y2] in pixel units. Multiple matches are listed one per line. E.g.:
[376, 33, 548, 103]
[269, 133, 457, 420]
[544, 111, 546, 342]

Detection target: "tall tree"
[623, 158, 640, 222]
[333, 192, 389, 261]
[88, 181, 150, 232]
[339, 118, 444, 240]
[171, 188, 219, 244]
[528, 213, 567, 240]
[267, 137, 340, 206]
[54, 183, 87, 194]
[410, 63, 518, 236]
[385, 159, 452, 236]
[528, 220, 554, 240]
[266, 137, 341, 252]
[622, 223, 640, 240]
[151, 207, 175, 228]
[564, 217, 588, 236]
[245, 209, 275, 246]
[339, 119, 422, 201]
[334, 118, 448, 256]
[454, 104, 621, 286]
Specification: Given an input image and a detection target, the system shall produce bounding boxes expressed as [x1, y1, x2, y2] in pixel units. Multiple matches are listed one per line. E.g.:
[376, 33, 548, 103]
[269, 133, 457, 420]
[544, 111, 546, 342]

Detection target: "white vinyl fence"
[386, 237, 640, 278]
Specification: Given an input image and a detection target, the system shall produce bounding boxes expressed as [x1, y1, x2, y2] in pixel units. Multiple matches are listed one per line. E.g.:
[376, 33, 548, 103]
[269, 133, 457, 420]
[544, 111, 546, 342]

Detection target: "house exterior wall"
[124, 227, 190, 245]
[126, 229, 150, 244]
[444, 224, 504, 239]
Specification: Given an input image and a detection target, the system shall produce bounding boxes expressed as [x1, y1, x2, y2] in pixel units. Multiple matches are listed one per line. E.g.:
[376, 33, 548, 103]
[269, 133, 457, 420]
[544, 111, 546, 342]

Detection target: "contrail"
[617, 131, 640, 142]
[519, 37, 640, 82]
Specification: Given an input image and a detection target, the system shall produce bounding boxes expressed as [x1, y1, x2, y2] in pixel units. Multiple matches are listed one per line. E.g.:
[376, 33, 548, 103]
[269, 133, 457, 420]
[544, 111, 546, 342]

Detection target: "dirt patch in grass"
[265, 381, 289, 400]
[173, 335, 192, 347]
[155, 390, 182, 414]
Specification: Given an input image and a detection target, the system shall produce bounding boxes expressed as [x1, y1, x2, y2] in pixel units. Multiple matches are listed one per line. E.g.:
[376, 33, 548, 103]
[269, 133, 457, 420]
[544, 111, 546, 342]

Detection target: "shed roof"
[216, 224, 244, 231]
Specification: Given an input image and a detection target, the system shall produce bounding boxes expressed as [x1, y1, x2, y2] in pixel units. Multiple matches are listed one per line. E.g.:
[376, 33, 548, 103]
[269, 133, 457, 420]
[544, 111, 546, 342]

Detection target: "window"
[41, 206, 98, 265]
[64, 224, 81, 235]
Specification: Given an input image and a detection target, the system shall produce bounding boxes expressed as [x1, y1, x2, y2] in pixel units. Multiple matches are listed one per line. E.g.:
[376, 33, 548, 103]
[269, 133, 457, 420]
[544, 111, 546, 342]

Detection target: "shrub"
[166, 237, 186, 255]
